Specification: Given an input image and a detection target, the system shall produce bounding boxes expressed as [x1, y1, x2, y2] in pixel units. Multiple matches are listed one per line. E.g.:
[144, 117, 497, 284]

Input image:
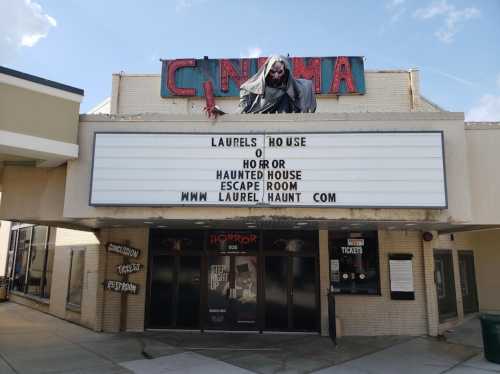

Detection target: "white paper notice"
[389, 260, 414, 292]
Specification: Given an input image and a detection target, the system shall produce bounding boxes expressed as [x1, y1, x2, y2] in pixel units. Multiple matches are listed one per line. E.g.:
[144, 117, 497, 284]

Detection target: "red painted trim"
[330, 56, 356, 94]
[166, 59, 196, 96]
[292, 57, 322, 93]
[220, 59, 250, 92]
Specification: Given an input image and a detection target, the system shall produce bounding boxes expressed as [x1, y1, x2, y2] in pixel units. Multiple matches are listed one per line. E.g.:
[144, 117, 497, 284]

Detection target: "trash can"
[480, 313, 500, 364]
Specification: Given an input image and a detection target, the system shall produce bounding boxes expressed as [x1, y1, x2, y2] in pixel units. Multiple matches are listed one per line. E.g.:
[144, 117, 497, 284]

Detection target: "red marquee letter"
[220, 59, 250, 92]
[292, 57, 322, 93]
[330, 56, 356, 94]
[167, 59, 196, 96]
[257, 57, 268, 70]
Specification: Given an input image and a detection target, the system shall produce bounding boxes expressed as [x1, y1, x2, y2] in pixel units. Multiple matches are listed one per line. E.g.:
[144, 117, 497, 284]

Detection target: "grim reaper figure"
[239, 55, 316, 114]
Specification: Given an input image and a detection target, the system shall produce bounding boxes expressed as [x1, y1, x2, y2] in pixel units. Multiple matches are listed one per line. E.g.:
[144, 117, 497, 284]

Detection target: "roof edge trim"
[0, 66, 84, 97]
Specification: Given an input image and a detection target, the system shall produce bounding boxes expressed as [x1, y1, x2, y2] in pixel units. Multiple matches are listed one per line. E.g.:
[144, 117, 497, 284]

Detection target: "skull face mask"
[266, 61, 287, 88]
[239, 55, 317, 113]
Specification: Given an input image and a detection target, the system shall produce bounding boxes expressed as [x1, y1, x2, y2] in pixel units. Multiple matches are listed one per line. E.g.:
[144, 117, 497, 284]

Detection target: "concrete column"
[110, 73, 122, 115]
[409, 69, 421, 111]
[422, 230, 439, 336]
[319, 229, 330, 336]
[0, 221, 13, 277]
[451, 245, 465, 322]
[95, 229, 110, 332]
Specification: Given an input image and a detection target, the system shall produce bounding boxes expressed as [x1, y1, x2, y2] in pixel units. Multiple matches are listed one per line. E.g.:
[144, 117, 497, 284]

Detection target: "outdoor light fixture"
[422, 232, 434, 242]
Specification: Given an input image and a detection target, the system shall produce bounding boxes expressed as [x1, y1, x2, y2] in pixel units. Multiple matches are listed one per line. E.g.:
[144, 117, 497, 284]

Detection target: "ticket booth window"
[329, 231, 380, 295]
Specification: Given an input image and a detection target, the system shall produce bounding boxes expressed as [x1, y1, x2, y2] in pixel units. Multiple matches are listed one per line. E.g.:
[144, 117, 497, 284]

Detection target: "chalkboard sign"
[107, 243, 141, 258]
[104, 280, 138, 294]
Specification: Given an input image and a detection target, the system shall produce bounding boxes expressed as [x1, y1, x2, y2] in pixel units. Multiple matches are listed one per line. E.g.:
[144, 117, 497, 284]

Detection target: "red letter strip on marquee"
[257, 57, 268, 70]
[220, 59, 250, 92]
[167, 59, 196, 96]
[292, 57, 322, 93]
[330, 56, 356, 94]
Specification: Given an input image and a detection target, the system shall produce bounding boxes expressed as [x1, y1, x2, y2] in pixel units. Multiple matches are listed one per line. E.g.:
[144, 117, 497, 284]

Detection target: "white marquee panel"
[90, 132, 446, 207]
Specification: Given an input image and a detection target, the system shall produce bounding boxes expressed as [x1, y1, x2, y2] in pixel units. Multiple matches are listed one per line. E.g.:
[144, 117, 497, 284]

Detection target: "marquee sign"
[160, 56, 365, 97]
[90, 131, 447, 208]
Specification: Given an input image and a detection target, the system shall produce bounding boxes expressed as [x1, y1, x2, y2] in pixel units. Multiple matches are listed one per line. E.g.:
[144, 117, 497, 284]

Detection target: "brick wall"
[98, 227, 148, 332]
[333, 230, 428, 336]
[113, 71, 438, 115]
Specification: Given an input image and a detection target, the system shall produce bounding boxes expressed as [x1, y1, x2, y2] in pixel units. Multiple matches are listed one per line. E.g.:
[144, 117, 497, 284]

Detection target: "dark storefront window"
[148, 229, 203, 329]
[12, 227, 32, 292]
[263, 230, 316, 253]
[67, 248, 85, 308]
[147, 229, 319, 332]
[27, 226, 49, 296]
[149, 229, 204, 253]
[329, 231, 380, 295]
[9, 224, 53, 299]
[43, 243, 55, 299]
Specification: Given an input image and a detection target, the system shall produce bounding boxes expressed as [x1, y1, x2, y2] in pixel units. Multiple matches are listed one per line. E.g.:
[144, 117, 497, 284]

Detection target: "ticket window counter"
[146, 229, 320, 333]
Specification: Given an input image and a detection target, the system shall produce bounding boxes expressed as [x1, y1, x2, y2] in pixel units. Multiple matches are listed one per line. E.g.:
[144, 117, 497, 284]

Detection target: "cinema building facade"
[0, 57, 499, 337]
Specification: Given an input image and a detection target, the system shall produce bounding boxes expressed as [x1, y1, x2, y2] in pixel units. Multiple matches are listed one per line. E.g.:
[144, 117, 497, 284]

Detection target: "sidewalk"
[0, 302, 497, 373]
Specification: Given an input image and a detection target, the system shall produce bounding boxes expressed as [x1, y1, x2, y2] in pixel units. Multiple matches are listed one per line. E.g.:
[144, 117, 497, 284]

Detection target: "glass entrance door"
[263, 231, 319, 332]
[458, 251, 479, 315]
[148, 229, 318, 332]
[434, 250, 458, 321]
[206, 255, 258, 330]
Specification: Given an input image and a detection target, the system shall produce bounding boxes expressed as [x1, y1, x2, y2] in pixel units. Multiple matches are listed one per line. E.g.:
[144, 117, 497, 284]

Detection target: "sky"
[1, 0, 499, 120]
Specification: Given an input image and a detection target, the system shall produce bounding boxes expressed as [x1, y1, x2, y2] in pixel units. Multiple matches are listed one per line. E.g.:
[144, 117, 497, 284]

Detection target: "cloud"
[175, 0, 207, 12]
[385, 0, 406, 23]
[414, 0, 480, 43]
[390, 0, 405, 6]
[466, 95, 500, 122]
[0, 0, 57, 61]
[240, 47, 263, 58]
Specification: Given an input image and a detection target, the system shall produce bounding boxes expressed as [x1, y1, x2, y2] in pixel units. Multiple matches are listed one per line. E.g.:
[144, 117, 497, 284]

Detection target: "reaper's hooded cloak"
[239, 55, 316, 114]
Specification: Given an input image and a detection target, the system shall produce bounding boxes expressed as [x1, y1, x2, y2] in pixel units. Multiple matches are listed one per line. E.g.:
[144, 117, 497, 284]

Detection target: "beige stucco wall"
[441, 230, 500, 313]
[63, 112, 471, 226]
[0, 165, 66, 222]
[466, 125, 500, 224]
[0, 83, 79, 144]
[3, 225, 102, 330]
[49, 227, 101, 329]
